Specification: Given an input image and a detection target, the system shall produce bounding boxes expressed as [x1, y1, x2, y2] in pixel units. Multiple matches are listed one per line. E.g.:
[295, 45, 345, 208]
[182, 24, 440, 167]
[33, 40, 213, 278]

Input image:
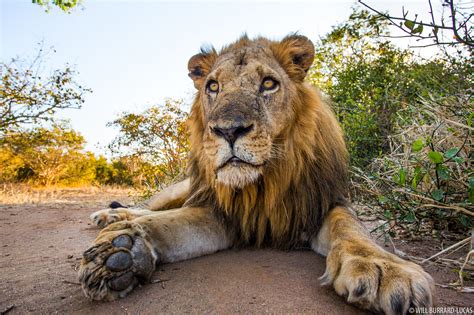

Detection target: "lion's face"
[198, 46, 294, 188]
[188, 35, 315, 188]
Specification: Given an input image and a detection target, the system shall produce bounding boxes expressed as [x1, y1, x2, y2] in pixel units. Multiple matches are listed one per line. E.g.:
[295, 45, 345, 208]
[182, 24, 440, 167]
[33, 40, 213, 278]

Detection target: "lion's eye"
[261, 77, 278, 92]
[206, 80, 219, 93]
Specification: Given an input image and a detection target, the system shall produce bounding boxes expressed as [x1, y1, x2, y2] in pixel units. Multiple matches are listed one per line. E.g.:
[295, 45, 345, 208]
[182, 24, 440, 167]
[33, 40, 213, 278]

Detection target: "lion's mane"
[184, 37, 349, 249]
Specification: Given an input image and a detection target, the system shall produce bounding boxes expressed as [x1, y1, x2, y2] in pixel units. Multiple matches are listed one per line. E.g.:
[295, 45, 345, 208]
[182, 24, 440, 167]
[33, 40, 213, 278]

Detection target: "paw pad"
[109, 271, 135, 291]
[106, 251, 132, 271]
[112, 235, 133, 249]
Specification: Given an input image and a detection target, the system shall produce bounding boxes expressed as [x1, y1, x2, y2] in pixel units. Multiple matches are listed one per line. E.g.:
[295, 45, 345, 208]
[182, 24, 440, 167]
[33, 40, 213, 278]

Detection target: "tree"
[0, 48, 91, 133]
[108, 99, 190, 189]
[0, 122, 95, 185]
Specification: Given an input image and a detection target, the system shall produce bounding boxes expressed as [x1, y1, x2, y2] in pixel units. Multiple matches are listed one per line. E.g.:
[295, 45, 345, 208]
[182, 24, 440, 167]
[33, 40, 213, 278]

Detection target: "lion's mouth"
[217, 156, 263, 171]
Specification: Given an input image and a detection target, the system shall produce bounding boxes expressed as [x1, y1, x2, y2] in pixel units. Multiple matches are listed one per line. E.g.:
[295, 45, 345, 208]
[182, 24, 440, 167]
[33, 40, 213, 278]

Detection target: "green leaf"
[383, 210, 393, 219]
[413, 24, 423, 34]
[453, 156, 464, 164]
[458, 214, 471, 228]
[405, 211, 416, 223]
[444, 147, 459, 159]
[432, 189, 445, 201]
[412, 139, 424, 152]
[428, 151, 444, 164]
[378, 195, 388, 204]
[404, 20, 415, 30]
[468, 112, 474, 127]
[436, 165, 450, 181]
[398, 168, 407, 186]
[412, 166, 424, 189]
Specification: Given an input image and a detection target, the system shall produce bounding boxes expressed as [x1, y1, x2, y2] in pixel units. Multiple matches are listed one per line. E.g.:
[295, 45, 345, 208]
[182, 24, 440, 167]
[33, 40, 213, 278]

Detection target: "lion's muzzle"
[210, 123, 254, 148]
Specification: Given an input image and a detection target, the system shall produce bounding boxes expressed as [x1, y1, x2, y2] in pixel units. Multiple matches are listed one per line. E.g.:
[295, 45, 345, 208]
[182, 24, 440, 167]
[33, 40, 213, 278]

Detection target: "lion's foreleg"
[79, 206, 231, 301]
[135, 206, 231, 263]
[140, 178, 191, 211]
[312, 206, 434, 315]
[90, 178, 191, 228]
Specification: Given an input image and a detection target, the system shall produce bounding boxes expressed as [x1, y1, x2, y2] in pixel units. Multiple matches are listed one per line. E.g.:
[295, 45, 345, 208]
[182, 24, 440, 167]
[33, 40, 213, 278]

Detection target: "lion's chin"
[216, 164, 262, 188]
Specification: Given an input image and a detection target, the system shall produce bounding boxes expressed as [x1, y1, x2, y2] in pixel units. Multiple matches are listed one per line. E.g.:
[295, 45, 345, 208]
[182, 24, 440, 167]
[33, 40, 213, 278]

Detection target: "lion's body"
[80, 35, 435, 314]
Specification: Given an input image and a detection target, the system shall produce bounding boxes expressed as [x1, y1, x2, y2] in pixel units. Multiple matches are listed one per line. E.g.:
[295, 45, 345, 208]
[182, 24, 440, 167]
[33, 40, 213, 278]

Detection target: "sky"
[1, 0, 435, 154]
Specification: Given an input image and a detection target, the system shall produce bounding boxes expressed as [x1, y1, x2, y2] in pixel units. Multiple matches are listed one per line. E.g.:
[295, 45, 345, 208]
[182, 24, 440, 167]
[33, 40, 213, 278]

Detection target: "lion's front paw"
[90, 208, 129, 228]
[322, 242, 434, 315]
[78, 222, 158, 301]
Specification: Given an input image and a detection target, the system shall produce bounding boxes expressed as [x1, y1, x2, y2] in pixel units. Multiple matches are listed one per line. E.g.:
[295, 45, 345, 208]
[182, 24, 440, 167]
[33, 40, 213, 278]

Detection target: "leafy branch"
[31, 0, 81, 13]
[0, 46, 91, 133]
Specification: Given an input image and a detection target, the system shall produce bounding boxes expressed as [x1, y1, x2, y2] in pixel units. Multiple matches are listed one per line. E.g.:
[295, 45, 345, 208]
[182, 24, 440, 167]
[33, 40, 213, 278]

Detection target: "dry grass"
[351, 94, 473, 236]
[0, 183, 139, 206]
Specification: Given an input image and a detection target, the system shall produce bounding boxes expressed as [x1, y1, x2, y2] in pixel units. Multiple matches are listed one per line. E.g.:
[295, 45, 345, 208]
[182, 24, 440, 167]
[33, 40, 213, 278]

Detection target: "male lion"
[79, 35, 434, 314]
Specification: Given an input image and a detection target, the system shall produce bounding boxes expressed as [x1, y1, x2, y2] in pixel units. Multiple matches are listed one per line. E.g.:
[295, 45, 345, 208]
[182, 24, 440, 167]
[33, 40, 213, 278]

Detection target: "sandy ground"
[0, 190, 472, 314]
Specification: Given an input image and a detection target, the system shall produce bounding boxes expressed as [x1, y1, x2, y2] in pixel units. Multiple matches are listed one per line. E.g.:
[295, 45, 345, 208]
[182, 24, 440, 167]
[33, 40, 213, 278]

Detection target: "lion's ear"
[188, 48, 217, 89]
[271, 34, 315, 82]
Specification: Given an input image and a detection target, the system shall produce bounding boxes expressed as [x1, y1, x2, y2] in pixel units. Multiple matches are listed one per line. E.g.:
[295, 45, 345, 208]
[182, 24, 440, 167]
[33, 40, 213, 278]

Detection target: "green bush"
[308, 9, 472, 167]
[309, 9, 473, 235]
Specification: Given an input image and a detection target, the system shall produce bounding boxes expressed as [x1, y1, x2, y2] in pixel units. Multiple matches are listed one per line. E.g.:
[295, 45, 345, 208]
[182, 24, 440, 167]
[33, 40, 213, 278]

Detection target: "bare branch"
[358, 0, 473, 48]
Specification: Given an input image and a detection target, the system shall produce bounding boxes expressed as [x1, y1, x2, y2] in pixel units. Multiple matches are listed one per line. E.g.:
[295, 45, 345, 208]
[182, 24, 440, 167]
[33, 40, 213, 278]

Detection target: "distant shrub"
[0, 123, 95, 185]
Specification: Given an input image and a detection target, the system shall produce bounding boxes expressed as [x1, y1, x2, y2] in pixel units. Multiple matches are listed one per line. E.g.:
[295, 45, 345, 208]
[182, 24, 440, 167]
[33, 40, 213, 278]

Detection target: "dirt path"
[0, 193, 472, 314]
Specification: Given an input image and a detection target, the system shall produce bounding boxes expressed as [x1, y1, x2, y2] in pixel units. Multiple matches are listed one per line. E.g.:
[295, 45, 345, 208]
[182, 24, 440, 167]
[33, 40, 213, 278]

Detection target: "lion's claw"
[79, 228, 158, 301]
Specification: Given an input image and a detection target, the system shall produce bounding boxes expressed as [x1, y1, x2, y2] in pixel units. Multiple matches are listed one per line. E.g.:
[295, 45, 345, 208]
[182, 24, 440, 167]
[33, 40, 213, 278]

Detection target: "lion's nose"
[211, 124, 254, 147]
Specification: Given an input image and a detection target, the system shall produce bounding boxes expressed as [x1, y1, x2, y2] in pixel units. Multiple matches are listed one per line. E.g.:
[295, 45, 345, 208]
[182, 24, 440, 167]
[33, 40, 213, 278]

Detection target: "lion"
[79, 35, 434, 314]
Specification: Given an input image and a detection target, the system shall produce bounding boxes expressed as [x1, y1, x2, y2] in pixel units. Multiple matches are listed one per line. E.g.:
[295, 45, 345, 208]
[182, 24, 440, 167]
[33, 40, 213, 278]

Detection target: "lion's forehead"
[220, 44, 270, 64]
[211, 46, 282, 84]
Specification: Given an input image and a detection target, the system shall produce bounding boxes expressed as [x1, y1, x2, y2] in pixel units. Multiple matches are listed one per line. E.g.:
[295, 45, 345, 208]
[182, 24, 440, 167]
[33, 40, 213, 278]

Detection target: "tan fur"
[79, 35, 434, 314]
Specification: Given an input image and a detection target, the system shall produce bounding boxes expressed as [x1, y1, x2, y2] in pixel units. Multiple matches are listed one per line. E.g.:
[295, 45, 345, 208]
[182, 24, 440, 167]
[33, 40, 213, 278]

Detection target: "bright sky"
[1, 0, 433, 154]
